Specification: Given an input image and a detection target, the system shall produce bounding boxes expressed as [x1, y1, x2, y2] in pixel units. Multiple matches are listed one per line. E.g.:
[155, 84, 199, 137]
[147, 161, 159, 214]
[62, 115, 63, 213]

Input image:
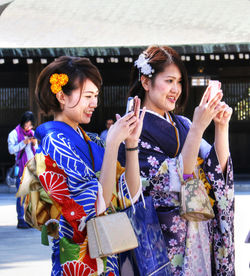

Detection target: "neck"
[54, 113, 78, 130]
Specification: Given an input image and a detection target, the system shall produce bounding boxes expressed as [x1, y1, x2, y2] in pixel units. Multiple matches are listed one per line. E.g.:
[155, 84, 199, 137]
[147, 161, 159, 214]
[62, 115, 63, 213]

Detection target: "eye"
[166, 79, 173, 83]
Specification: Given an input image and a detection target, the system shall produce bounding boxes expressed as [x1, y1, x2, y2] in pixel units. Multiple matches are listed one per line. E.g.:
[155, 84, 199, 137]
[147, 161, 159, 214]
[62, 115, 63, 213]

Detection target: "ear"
[55, 91, 66, 105]
[141, 75, 151, 92]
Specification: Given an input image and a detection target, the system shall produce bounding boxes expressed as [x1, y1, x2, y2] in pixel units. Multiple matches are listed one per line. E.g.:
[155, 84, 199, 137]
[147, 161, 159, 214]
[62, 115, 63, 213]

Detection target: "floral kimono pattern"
[118, 111, 235, 276]
[35, 121, 131, 276]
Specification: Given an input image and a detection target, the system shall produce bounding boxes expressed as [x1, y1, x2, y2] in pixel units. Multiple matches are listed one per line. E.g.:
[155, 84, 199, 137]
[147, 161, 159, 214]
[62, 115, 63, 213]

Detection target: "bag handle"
[120, 173, 145, 214]
[176, 158, 196, 185]
[176, 159, 185, 185]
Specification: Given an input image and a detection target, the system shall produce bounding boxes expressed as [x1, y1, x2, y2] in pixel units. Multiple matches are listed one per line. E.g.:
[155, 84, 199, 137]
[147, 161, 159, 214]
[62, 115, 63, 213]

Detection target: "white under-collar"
[144, 109, 171, 123]
[76, 127, 84, 138]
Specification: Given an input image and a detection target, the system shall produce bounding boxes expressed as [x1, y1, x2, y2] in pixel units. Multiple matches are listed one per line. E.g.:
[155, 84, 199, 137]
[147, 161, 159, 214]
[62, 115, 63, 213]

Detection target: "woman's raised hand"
[125, 96, 146, 147]
[213, 101, 233, 127]
[105, 96, 146, 148]
[192, 86, 223, 133]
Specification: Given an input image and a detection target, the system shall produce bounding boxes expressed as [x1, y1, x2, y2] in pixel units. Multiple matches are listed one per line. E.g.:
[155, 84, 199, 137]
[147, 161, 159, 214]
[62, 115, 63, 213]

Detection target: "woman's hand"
[213, 101, 233, 127]
[106, 96, 146, 148]
[125, 96, 146, 147]
[192, 86, 223, 133]
[31, 137, 37, 146]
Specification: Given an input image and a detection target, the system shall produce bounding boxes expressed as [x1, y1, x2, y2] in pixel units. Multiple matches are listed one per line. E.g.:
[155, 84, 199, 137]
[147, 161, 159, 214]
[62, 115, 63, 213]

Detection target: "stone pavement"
[0, 176, 249, 275]
[0, 193, 51, 276]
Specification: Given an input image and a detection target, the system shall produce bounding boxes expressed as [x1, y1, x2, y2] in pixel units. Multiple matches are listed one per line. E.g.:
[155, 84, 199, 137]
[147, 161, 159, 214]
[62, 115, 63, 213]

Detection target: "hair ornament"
[49, 73, 69, 94]
[134, 53, 155, 78]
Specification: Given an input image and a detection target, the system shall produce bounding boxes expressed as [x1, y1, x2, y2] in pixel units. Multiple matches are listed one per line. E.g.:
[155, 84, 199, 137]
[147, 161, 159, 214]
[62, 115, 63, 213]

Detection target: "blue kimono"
[35, 121, 129, 276]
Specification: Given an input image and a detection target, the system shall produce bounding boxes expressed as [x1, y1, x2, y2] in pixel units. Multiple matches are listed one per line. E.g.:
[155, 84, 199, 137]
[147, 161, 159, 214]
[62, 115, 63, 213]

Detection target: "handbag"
[87, 210, 138, 259]
[119, 195, 171, 276]
[177, 161, 215, 221]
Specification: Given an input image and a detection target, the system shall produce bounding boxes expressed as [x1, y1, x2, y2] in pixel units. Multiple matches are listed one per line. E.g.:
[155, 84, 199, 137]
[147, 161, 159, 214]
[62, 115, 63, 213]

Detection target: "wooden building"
[0, 0, 249, 179]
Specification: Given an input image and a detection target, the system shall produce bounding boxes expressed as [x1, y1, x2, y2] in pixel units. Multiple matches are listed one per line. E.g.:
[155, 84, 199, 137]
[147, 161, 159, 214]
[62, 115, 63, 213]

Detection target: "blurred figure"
[7, 111, 37, 229]
[100, 118, 114, 141]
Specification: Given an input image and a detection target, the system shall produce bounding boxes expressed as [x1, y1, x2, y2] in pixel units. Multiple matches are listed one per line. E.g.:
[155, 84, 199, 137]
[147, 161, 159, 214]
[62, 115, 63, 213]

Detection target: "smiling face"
[143, 63, 182, 116]
[57, 78, 99, 130]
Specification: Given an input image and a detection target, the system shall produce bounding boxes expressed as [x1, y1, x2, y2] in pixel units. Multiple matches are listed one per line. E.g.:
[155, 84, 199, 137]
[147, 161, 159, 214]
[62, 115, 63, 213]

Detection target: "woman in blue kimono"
[34, 56, 145, 275]
[118, 46, 234, 275]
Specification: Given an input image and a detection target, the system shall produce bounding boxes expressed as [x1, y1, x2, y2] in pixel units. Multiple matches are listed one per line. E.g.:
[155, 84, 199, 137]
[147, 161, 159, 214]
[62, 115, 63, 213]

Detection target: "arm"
[214, 102, 232, 172]
[8, 130, 26, 155]
[99, 107, 142, 206]
[124, 99, 146, 198]
[99, 97, 145, 205]
[181, 87, 223, 174]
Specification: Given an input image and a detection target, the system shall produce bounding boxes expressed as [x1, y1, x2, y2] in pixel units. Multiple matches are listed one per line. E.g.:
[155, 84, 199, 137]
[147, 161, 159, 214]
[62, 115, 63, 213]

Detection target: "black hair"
[20, 111, 35, 128]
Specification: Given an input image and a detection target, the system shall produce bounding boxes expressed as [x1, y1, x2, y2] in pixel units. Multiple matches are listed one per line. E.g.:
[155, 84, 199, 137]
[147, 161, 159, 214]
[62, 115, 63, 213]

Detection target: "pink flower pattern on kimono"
[139, 136, 234, 276]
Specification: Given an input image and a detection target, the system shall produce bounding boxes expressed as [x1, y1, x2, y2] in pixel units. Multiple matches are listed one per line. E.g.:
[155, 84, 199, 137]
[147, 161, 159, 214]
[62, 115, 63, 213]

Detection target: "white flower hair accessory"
[134, 53, 155, 78]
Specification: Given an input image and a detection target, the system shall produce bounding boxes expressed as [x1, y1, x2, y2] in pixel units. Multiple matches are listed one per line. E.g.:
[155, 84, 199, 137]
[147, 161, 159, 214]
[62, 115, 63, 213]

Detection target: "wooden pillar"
[28, 61, 44, 126]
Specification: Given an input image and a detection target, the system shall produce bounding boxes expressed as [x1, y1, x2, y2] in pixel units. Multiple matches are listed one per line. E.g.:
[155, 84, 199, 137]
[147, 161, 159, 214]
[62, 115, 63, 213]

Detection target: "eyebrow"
[83, 90, 99, 94]
[165, 75, 182, 79]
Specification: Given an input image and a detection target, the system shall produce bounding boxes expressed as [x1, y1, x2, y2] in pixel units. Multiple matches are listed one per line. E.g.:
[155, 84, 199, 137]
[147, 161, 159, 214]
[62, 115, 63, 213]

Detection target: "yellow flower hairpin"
[49, 73, 69, 94]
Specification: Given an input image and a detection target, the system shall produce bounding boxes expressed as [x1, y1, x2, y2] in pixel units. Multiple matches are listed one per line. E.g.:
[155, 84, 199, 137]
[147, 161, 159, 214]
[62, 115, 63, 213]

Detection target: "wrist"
[125, 146, 139, 151]
[105, 140, 119, 151]
[125, 139, 138, 149]
[215, 123, 229, 131]
[189, 124, 204, 138]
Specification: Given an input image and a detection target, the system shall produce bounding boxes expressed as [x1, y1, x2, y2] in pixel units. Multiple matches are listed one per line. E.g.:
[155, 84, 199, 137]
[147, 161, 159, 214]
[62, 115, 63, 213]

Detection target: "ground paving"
[0, 177, 249, 275]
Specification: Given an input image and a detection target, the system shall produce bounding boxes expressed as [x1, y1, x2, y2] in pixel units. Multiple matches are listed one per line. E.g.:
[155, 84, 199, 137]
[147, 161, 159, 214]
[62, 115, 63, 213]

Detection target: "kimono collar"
[142, 111, 189, 158]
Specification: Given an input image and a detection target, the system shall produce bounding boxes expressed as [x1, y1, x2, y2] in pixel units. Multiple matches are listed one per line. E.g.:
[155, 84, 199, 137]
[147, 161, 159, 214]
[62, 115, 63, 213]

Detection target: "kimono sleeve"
[202, 145, 235, 273]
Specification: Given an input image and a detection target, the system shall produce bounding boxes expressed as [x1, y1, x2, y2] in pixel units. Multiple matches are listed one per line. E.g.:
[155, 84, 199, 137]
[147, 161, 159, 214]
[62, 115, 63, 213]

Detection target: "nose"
[90, 97, 98, 108]
[171, 82, 179, 93]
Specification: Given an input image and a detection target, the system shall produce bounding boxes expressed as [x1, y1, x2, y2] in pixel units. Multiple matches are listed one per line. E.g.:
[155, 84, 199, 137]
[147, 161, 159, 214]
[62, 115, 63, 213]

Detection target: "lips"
[167, 96, 176, 103]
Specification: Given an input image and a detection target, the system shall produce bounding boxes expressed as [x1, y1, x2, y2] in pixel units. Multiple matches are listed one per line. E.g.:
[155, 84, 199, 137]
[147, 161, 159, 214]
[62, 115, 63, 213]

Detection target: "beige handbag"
[87, 211, 138, 259]
[177, 162, 215, 221]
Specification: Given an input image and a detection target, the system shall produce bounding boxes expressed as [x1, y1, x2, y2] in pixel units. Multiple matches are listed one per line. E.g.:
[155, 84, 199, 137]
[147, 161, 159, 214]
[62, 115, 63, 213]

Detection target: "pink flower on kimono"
[222, 258, 228, 265]
[149, 168, 157, 176]
[153, 183, 163, 191]
[216, 179, 224, 189]
[170, 247, 177, 254]
[215, 164, 222, 174]
[214, 233, 220, 241]
[179, 246, 185, 254]
[147, 156, 159, 168]
[169, 239, 177, 246]
[141, 141, 151, 149]
[179, 221, 186, 230]
[228, 263, 234, 271]
[161, 224, 168, 230]
[180, 233, 185, 243]
[229, 170, 233, 180]
[170, 224, 178, 233]
[172, 215, 181, 223]
[153, 146, 163, 153]
[208, 172, 214, 181]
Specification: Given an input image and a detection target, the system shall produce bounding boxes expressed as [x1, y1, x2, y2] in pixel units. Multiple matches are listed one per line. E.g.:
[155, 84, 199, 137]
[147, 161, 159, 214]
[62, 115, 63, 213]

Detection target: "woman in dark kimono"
[118, 46, 234, 275]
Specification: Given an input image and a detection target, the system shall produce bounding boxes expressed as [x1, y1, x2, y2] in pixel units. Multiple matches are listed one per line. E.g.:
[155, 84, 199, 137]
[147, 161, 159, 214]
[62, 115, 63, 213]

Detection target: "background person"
[7, 111, 37, 229]
[118, 45, 234, 275]
[34, 56, 145, 275]
[100, 118, 114, 142]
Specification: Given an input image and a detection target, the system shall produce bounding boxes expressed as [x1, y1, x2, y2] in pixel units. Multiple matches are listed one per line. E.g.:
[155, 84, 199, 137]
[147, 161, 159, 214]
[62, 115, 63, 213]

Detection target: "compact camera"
[209, 80, 221, 100]
[125, 97, 135, 113]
